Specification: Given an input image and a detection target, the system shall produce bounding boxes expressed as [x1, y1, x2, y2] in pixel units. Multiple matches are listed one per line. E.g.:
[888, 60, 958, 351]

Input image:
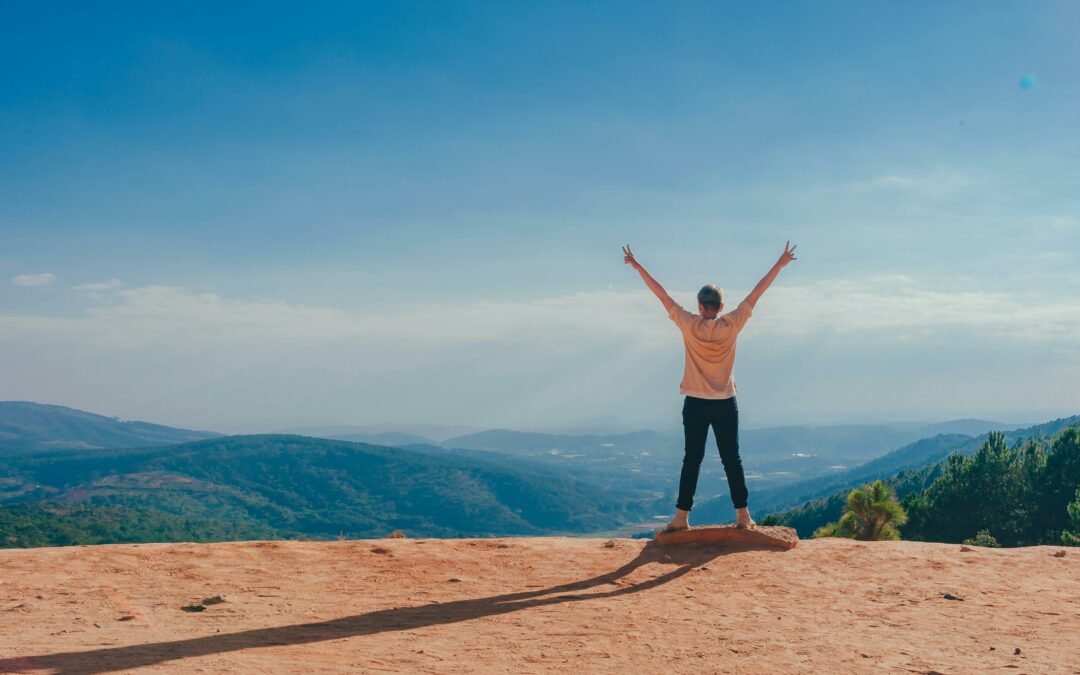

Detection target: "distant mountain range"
[0, 401, 1064, 546]
[0, 434, 647, 543]
[294, 419, 1028, 517]
[0, 402, 219, 455]
[275, 423, 482, 444]
[297, 420, 1027, 466]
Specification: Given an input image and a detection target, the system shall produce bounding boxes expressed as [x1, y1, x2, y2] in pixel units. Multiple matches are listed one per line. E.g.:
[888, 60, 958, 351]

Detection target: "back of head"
[697, 284, 723, 312]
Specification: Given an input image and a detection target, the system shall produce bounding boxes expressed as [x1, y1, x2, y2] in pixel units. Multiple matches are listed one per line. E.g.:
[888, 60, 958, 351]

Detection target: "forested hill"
[769, 417, 1080, 545]
[0, 434, 646, 546]
[690, 414, 1080, 525]
[0, 401, 220, 455]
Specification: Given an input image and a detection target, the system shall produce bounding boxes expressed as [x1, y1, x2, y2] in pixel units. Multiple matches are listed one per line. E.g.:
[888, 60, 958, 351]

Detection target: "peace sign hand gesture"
[778, 241, 798, 268]
[622, 244, 642, 271]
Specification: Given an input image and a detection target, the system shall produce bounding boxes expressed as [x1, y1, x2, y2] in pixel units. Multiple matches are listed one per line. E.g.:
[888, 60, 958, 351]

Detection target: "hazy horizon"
[4, 398, 1067, 440]
[3, 3, 1078, 432]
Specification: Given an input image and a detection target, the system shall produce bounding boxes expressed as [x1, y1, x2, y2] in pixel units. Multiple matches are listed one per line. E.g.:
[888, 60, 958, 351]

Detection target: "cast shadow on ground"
[0, 539, 785, 674]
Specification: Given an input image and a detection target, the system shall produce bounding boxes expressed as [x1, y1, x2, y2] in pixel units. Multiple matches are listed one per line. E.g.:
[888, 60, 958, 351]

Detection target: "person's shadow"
[0, 539, 773, 674]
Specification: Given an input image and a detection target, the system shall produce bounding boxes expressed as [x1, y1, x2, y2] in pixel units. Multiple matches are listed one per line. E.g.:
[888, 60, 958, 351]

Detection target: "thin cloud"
[3, 276, 1078, 348]
[11, 273, 56, 287]
[70, 278, 123, 291]
[748, 276, 1080, 342]
[1049, 216, 1078, 231]
[2, 277, 1076, 430]
[866, 169, 972, 196]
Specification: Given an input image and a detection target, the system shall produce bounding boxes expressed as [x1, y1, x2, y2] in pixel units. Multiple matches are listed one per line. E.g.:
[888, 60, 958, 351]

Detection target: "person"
[622, 242, 797, 531]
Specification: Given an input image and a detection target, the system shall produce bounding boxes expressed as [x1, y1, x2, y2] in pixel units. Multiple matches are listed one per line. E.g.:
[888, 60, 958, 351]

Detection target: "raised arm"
[623, 244, 676, 313]
[743, 241, 797, 309]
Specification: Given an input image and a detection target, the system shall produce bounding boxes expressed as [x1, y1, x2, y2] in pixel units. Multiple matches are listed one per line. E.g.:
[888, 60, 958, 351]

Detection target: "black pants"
[676, 395, 748, 511]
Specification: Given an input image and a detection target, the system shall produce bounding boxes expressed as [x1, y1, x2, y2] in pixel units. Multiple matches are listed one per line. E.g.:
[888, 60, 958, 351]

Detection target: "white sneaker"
[736, 507, 756, 530]
[665, 508, 690, 531]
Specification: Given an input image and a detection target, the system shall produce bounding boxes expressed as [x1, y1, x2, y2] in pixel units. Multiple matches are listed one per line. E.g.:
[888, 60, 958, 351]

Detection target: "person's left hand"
[623, 244, 642, 270]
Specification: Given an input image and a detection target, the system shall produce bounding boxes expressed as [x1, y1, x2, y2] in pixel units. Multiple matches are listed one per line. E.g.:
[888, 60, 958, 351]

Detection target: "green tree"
[1037, 428, 1080, 542]
[1063, 488, 1080, 546]
[813, 480, 907, 541]
[902, 432, 1041, 545]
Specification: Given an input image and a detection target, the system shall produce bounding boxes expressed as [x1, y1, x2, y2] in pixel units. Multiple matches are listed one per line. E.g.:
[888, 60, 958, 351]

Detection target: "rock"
[654, 524, 799, 550]
[117, 615, 135, 621]
[960, 545, 974, 552]
[93, 623, 102, 628]
[201, 595, 226, 606]
[603, 540, 617, 548]
[447, 578, 462, 583]
[1014, 647, 1021, 655]
[1053, 550, 1066, 558]
[942, 593, 964, 601]
[371, 547, 391, 555]
[181, 604, 206, 612]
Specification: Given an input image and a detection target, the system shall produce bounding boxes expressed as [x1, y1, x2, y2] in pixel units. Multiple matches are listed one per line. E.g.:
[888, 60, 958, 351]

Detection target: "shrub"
[841, 480, 907, 540]
[962, 529, 1000, 548]
[812, 521, 842, 538]
[811, 481, 907, 541]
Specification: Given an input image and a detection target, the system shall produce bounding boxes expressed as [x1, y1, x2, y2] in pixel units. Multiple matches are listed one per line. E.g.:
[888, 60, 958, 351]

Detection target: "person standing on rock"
[623, 242, 797, 532]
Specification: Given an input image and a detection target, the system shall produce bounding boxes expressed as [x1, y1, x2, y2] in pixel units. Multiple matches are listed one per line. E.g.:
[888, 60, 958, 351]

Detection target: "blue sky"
[2, 2, 1078, 432]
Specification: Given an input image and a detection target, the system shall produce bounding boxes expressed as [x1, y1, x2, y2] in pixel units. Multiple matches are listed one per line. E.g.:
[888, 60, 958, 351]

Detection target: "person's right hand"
[623, 244, 642, 270]
[778, 241, 798, 268]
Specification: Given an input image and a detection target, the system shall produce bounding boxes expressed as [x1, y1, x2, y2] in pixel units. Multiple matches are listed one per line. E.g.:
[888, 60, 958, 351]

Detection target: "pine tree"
[1062, 488, 1080, 546]
[813, 480, 907, 541]
[1038, 428, 1080, 542]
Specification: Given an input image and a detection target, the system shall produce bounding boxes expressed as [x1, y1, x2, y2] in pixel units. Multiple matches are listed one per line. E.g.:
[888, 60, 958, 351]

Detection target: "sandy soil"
[1, 536, 1077, 674]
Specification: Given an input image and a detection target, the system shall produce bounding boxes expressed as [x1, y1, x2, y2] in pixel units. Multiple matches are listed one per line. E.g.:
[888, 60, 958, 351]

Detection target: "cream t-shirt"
[667, 299, 754, 399]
